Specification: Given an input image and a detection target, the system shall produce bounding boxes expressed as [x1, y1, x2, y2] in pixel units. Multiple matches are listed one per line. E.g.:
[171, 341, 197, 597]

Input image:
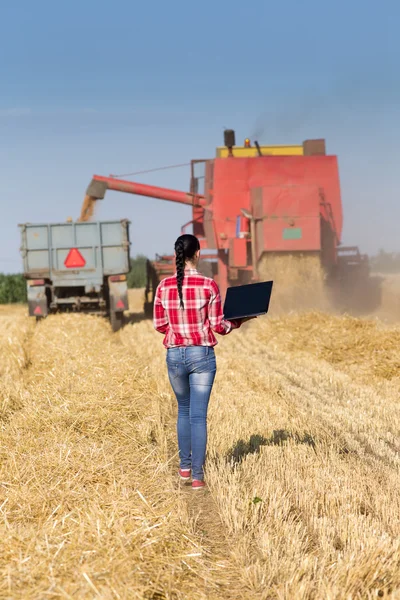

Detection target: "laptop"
[223, 280, 273, 320]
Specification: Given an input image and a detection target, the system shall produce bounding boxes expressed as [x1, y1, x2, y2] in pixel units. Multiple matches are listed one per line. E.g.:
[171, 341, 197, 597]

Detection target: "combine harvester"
[81, 129, 369, 315]
[20, 129, 369, 329]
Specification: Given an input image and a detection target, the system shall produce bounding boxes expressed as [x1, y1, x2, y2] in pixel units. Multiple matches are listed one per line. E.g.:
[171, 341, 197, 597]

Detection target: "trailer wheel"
[110, 310, 123, 332]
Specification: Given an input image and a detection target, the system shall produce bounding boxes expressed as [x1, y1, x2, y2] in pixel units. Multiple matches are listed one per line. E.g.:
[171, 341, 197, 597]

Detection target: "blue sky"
[1, 0, 399, 272]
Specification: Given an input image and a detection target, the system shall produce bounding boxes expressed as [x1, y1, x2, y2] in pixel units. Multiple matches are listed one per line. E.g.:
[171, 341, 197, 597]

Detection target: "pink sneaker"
[192, 479, 206, 490]
[179, 468, 191, 481]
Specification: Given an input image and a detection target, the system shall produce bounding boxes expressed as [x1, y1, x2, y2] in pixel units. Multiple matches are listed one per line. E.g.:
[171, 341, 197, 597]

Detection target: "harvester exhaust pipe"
[224, 129, 236, 157]
[254, 141, 263, 157]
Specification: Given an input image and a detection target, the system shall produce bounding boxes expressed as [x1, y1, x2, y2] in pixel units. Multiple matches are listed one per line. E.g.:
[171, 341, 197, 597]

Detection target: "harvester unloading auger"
[80, 129, 370, 315]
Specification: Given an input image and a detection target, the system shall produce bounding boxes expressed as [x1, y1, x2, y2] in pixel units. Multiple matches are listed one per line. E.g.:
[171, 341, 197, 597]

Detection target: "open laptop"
[223, 280, 273, 320]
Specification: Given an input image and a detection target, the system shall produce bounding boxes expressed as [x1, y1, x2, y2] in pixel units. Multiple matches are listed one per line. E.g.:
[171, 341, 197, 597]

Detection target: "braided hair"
[175, 234, 200, 309]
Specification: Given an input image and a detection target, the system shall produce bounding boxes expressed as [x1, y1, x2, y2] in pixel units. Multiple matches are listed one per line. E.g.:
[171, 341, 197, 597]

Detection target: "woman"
[153, 234, 252, 490]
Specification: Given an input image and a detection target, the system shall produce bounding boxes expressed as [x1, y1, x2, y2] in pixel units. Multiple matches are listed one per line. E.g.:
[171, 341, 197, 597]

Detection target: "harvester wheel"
[110, 310, 123, 332]
[144, 301, 154, 319]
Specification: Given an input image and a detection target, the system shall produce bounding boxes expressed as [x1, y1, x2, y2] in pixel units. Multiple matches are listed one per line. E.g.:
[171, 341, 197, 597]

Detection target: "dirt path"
[164, 392, 247, 599]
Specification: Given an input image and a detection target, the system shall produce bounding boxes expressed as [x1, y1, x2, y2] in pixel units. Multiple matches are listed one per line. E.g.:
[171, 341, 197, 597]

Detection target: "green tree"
[127, 255, 148, 288]
[0, 274, 27, 303]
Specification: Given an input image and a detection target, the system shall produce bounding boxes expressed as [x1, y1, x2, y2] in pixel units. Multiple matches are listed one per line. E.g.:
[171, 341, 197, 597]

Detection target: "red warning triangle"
[116, 299, 125, 309]
[64, 248, 86, 268]
[34, 306, 42, 315]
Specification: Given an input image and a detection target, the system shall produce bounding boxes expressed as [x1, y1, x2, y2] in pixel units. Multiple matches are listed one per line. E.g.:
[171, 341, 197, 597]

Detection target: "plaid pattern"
[153, 268, 241, 348]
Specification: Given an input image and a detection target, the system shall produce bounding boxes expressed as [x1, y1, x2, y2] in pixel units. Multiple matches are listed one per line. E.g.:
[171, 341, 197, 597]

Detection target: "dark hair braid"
[174, 234, 200, 310]
[175, 239, 185, 309]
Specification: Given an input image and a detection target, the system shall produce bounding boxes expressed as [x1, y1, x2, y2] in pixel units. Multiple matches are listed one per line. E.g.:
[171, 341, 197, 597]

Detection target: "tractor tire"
[144, 301, 154, 319]
[110, 310, 123, 333]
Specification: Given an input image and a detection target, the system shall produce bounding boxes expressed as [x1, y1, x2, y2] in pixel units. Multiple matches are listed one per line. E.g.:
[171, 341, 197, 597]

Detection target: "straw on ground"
[0, 289, 399, 599]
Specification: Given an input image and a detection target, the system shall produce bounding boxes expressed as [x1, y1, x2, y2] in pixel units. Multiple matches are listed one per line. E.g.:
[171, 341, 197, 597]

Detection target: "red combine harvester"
[81, 129, 368, 314]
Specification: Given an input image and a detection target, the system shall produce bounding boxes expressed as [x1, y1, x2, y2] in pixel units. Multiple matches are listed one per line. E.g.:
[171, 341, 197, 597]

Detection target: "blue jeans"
[166, 346, 217, 481]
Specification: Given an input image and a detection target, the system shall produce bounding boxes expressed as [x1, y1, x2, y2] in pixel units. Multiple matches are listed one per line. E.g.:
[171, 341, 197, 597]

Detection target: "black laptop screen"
[223, 281, 273, 320]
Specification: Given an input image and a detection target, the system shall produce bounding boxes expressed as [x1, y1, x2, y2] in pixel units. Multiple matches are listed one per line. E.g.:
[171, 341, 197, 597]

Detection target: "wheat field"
[0, 288, 399, 599]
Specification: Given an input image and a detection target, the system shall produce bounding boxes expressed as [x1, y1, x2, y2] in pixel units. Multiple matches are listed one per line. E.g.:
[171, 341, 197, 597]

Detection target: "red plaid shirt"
[153, 268, 241, 348]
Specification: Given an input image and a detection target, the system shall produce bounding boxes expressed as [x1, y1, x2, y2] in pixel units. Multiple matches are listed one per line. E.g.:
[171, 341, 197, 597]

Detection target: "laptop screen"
[223, 281, 273, 320]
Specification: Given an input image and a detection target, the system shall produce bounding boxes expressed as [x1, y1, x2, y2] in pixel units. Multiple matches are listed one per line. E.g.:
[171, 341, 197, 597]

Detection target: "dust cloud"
[257, 253, 400, 322]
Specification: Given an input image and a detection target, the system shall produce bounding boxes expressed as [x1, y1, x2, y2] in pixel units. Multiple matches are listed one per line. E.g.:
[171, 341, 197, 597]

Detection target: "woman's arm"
[153, 282, 169, 334]
[208, 280, 242, 335]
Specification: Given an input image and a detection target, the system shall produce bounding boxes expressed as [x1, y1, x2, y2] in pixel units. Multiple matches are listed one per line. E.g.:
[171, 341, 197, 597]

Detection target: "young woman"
[153, 234, 251, 490]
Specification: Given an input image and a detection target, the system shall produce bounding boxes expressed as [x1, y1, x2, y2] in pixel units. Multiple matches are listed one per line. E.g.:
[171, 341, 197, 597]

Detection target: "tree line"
[0, 274, 27, 304]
